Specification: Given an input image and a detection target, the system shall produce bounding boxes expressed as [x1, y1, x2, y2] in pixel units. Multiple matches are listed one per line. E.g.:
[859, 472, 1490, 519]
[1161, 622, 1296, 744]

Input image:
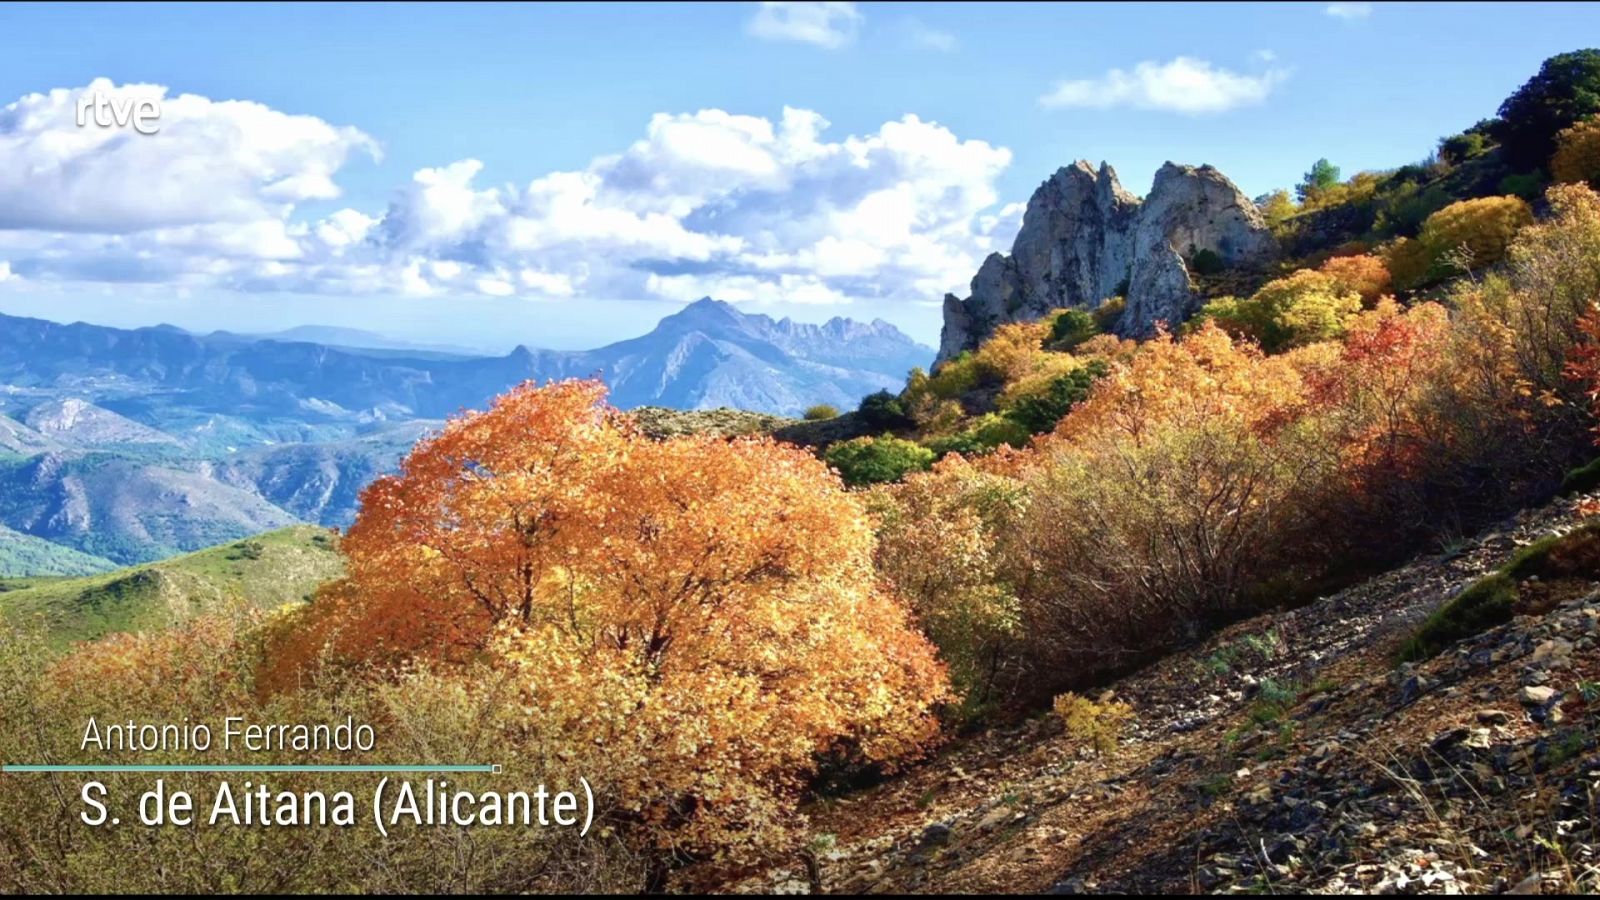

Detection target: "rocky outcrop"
[937, 160, 1278, 362]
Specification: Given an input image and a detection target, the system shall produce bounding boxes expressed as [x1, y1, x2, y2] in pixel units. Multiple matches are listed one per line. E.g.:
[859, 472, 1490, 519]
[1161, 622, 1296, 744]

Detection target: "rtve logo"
[75, 91, 161, 135]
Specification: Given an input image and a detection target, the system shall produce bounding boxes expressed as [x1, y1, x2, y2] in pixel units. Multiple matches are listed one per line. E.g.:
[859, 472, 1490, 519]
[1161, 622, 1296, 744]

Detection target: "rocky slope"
[22, 398, 183, 448]
[0, 452, 299, 565]
[938, 161, 1277, 362]
[705, 493, 1600, 894]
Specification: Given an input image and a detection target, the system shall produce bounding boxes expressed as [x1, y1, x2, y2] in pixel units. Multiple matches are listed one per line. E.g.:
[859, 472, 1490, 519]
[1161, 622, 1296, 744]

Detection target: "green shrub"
[855, 390, 913, 431]
[1047, 308, 1100, 351]
[1491, 49, 1600, 170]
[225, 540, 264, 561]
[1560, 456, 1600, 495]
[1373, 182, 1455, 239]
[1439, 130, 1492, 165]
[1399, 572, 1516, 662]
[1499, 171, 1548, 202]
[919, 353, 984, 400]
[1001, 360, 1109, 433]
[803, 404, 840, 421]
[1093, 296, 1127, 332]
[824, 434, 935, 487]
[1297, 158, 1342, 204]
[1199, 271, 1362, 353]
[925, 414, 1031, 458]
[1189, 246, 1226, 276]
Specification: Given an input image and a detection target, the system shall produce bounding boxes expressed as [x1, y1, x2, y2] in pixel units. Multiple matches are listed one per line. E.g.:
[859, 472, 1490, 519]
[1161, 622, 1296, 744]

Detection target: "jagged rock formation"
[938, 160, 1278, 361]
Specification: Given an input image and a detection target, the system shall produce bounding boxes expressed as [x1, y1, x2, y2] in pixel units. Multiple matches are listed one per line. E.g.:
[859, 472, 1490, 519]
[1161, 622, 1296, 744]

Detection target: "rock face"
[937, 160, 1277, 362]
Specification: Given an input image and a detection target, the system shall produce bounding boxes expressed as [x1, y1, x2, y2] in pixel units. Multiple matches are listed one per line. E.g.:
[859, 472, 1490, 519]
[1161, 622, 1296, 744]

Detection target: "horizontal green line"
[2, 764, 495, 774]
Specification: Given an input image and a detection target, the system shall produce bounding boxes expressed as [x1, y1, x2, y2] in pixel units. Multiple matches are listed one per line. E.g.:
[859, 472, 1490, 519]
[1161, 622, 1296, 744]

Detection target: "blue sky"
[0, 1, 1595, 350]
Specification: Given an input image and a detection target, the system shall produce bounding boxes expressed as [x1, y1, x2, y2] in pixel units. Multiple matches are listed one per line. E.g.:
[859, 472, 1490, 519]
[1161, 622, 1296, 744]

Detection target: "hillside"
[708, 492, 1600, 894]
[0, 452, 302, 564]
[0, 525, 343, 646]
[0, 525, 116, 578]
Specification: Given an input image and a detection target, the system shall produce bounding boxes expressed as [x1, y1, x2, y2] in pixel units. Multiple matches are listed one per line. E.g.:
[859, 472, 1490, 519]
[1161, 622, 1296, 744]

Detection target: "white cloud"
[746, 2, 862, 49]
[904, 18, 957, 52]
[0, 78, 377, 233]
[1039, 57, 1287, 115]
[0, 81, 1019, 312]
[1325, 3, 1373, 19]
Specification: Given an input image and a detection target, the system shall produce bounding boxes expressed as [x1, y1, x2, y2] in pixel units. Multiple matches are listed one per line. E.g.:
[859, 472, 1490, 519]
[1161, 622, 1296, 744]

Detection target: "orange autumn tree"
[1014, 323, 1333, 686]
[1318, 253, 1392, 304]
[266, 379, 948, 856]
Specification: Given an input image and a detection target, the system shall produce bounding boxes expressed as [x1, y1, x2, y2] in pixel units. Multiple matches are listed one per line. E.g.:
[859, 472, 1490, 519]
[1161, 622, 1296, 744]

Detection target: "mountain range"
[0, 299, 930, 570]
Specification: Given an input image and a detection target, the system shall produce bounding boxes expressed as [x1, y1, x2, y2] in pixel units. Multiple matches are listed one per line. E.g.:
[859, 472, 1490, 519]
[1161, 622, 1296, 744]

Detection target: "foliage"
[803, 403, 841, 421]
[1200, 269, 1363, 352]
[1258, 189, 1297, 232]
[1052, 692, 1134, 757]
[1419, 195, 1534, 275]
[1552, 114, 1600, 187]
[825, 433, 937, 486]
[1318, 253, 1392, 304]
[1047, 308, 1101, 351]
[1371, 180, 1455, 239]
[1491, 49, 1600, 171]
[999, 359, 1110, 434]
[629, 406, 791, 440]
[1439, 129, 1493, 166]
[0, 525, 341, 648]
[924, 414, 1031, 459]
[1018, 324, 1332, 688]
[1498, 171, 1549, 203]
[971, 319, 1057, 383]
[1297, 158, 1342, 204]
[264, 380, 948, 856]
[0, 617, 646, 893]
[907, 356, 982, 412]
[868, 456, 1027, 719]
[1189, 246, 1225, 276]
[1092, 296, 1127, 333]
[1466, 184, 1600, 401]
[856, 389, 914, 431]
[1383, 236, 1433, 291]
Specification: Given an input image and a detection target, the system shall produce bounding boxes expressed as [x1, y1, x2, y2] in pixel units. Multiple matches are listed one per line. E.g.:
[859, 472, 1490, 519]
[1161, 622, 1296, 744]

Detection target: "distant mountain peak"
[664, 297, 747, 327]
[0, 301, 933, 423]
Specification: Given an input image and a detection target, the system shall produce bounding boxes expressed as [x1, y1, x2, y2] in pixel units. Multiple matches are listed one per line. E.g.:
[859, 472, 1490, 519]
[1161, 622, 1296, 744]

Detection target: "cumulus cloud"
[0, 78, 377, 233]
[0, 80, 1019, 311]
[746, 2, 862, 49]
[1324, 3, 1373, 19]
[1039, 57, 1287, 115]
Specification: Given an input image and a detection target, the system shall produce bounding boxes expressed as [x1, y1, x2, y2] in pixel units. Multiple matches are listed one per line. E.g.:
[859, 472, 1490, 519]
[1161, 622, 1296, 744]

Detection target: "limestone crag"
[937, 160, 1278, 362]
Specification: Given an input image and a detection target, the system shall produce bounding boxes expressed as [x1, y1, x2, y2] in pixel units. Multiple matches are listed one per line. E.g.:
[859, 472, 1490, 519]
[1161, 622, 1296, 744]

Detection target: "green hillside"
[0, 525, 344, 647]
[0, 525, 118, 578]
